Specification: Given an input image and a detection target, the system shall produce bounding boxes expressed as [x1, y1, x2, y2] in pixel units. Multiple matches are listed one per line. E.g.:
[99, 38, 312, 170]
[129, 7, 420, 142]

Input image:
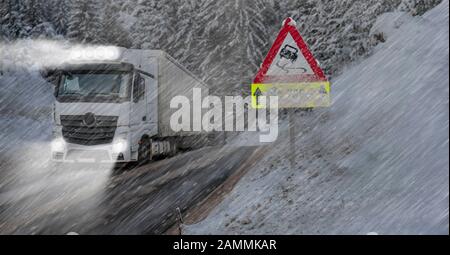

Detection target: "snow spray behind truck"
[48, 47, 209, 163]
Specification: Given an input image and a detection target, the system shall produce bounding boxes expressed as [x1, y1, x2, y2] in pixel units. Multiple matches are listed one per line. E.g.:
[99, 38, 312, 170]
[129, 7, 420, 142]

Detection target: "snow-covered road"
[0, 143, 259, 234]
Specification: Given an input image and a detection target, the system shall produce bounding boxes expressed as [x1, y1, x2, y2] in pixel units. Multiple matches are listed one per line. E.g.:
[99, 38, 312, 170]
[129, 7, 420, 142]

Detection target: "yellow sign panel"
[251, 82, 331, 109]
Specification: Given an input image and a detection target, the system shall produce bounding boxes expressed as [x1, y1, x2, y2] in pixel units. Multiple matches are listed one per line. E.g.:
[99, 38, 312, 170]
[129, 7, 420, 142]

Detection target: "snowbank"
[186, 0, 449, 234]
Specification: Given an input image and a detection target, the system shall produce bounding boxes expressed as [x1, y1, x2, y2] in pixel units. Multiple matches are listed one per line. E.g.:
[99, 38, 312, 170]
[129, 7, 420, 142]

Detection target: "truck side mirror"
[40, 69, 61, 97]
[40, 69, 58, 85]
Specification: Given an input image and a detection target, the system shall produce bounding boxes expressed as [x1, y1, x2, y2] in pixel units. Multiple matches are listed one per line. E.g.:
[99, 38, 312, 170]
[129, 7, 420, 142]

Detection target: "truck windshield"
[57, 71, 131, 102]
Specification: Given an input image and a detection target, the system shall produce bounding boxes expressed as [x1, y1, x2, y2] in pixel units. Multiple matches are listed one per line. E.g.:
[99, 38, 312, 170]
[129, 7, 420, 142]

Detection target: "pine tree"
[169, 0, 202, 65]
[51, 0, 69, 35]
[0, 0, 57, 40]
[131, 0, 175, 49]
[194, 0, 274, 94]
[67, 0, 103, 44]
[0, 0, 10, 41]
[22, 0, 47, 27]
[26, 0, 57, 38]
[101, 0, 132, 47]
[1, 1, 29, 39]
[398, 0, 442, 15]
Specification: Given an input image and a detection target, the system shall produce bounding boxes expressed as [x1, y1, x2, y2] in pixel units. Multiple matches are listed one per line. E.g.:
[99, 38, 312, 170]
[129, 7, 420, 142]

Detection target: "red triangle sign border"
[253, 17, 327, 84]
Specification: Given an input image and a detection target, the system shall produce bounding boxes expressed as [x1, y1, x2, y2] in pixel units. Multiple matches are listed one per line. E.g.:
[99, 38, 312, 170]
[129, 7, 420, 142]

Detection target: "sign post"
[252, 17, 330, 169]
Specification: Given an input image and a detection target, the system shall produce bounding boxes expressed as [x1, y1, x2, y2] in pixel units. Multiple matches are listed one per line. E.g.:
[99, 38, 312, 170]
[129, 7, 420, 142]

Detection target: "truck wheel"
[170, 141, 178, 156]
[112, 162, 129, 174]
[138, 138, 151, 164]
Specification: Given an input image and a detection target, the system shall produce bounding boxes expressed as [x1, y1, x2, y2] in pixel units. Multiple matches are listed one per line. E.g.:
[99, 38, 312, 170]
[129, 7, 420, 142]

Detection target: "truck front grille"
[61, 115, 118, 145]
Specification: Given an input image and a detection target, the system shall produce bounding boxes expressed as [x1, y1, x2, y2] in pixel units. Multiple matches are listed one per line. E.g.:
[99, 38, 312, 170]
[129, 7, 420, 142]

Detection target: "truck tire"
[170, 140, 178, 156]
[138, 137, 151, 164]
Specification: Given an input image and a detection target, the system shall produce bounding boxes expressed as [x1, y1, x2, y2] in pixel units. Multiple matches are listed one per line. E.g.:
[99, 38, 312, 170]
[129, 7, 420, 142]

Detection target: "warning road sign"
[252, 17, 330, 108]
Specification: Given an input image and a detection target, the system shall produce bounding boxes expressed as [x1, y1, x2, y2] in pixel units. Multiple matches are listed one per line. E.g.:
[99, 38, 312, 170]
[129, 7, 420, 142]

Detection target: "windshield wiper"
[86, 92, 114, 97]
[62, 92, 83, 96]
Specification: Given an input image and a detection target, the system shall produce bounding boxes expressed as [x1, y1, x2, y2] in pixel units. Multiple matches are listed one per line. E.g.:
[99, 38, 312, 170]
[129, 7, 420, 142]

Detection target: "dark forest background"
[0, 0, 441, 94]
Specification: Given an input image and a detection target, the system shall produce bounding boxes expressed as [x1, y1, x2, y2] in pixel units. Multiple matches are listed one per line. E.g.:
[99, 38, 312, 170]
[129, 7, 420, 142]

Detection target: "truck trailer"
[49, 48, 209, 164]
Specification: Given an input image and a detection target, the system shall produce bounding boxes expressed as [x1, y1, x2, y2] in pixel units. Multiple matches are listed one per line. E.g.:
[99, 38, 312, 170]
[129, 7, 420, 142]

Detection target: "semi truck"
[48, 48, 209, 164]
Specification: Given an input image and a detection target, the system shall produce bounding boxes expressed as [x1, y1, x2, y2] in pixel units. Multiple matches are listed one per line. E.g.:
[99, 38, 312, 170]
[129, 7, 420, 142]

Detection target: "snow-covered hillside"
[0, 72, 53, 147]
[186, 0, 449, 234]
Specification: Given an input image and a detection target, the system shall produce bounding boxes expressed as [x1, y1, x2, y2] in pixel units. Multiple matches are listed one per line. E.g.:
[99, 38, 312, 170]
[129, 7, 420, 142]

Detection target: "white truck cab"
[50, 48, 208, 163]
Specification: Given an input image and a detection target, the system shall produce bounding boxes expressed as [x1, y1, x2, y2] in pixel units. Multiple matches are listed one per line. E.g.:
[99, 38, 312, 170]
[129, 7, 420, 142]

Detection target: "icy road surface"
[0, 142, 260, 234]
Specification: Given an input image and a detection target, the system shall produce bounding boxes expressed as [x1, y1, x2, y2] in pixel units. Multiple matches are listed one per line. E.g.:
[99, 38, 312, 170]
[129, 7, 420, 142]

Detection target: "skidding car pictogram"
[279, 44, 298, 63]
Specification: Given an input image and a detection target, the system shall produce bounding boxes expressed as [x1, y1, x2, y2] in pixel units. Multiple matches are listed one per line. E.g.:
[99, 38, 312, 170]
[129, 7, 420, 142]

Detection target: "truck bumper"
[51, 142, 133, 163]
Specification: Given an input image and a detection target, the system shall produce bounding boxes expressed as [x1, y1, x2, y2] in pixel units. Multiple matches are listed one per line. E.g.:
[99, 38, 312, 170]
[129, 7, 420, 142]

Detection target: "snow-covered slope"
[0, 72, 53, 148]
[186, 0, 449, 234]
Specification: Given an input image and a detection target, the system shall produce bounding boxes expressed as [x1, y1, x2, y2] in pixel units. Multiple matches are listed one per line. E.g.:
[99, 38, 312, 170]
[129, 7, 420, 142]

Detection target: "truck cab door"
[145, 75, 157, 126]
[130, 72, 147, 152]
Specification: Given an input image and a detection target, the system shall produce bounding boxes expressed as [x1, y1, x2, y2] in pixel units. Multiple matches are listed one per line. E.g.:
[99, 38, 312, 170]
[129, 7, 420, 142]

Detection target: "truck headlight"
[112, 139, 128, 153]
[51, 138, 65, 152]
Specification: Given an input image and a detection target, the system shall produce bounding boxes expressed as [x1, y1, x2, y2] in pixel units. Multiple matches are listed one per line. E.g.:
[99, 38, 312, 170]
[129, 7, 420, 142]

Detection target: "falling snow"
[0, 0, 448, 235]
